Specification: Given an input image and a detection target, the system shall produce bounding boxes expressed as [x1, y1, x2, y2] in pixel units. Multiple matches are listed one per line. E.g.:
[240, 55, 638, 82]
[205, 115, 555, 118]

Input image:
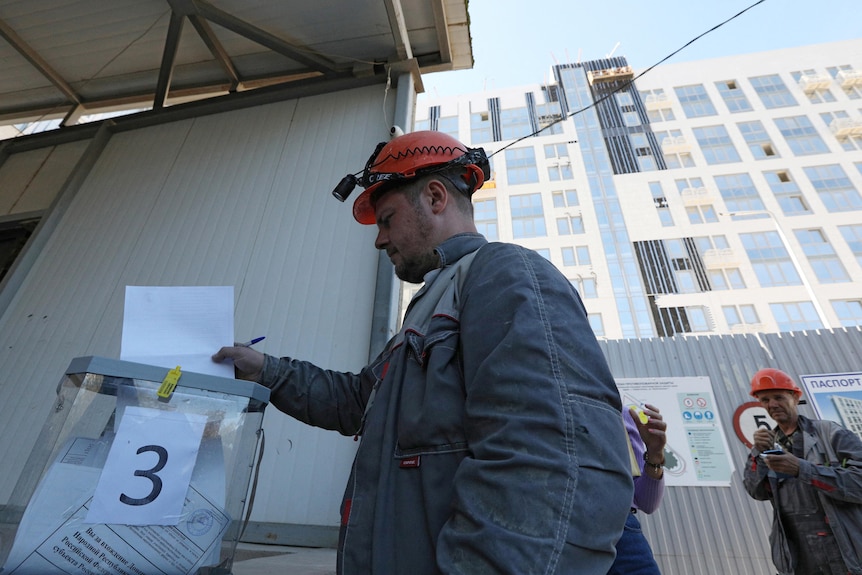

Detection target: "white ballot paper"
[121, 286, 235, 378]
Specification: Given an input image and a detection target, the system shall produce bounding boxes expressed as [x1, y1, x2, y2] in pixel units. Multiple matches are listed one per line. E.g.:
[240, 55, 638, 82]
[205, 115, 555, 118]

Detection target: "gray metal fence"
[599, 327, 862, 575]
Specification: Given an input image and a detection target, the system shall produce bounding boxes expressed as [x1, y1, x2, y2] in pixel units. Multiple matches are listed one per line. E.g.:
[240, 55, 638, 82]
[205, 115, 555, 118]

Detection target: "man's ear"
[425, 179, 449, 215]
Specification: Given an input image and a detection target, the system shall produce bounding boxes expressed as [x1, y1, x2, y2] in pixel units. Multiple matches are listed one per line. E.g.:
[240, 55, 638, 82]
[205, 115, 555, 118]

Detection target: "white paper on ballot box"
[86, 407, 207, 526]
[120, 286, 235, 379]
[3, 425, 230, 574]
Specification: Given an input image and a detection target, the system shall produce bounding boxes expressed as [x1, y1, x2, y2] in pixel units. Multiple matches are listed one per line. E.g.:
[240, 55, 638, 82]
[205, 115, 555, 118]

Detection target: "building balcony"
[680, 186, 713, 206]
[661, 136, 690, 153]
[644, 93, 670, 110]
[837, 69, 862, 87]
[797, 73, 832, 93]
[830, 118, 862, 137]
[702, 248, 739, 269]
[587, 65, 634, 85]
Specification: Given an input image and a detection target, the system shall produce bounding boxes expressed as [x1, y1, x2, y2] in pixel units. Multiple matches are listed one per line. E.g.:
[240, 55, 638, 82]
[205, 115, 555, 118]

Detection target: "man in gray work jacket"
[214, 131, 633, 574]
[743, 368, 862, 575]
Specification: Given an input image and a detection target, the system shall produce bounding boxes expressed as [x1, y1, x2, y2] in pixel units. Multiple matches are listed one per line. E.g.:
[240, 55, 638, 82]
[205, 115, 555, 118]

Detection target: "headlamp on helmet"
[329, 131, 490, 224]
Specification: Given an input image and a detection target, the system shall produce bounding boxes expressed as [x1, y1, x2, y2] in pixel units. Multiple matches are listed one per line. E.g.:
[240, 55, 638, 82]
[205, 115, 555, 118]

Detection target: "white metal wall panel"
[0, 84, 395, 538]
[0, 141, 90, 215]
[599, 328, 862, 575]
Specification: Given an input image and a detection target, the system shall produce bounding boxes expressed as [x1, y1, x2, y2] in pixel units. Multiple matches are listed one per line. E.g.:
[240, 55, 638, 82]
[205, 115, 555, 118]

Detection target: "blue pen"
[239, 336, 266, 347]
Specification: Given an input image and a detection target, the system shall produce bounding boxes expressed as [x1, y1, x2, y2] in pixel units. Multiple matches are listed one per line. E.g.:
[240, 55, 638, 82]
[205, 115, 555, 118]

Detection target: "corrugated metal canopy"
[0, 0, 473, 125]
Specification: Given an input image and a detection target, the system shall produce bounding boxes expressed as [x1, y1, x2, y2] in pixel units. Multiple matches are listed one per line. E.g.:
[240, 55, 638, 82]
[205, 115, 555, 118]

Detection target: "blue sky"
[420, 0, 860, 99]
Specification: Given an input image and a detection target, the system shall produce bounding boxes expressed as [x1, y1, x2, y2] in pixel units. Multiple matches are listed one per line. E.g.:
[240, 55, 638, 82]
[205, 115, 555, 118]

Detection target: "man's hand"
[761, 452, 800, 477]
[212, 345, 265, 382]
[753, 427, 776, 453]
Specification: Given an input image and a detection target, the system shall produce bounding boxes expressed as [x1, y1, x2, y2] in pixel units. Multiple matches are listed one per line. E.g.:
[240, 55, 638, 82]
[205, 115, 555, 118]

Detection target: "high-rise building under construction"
[414, 39, 862, 339]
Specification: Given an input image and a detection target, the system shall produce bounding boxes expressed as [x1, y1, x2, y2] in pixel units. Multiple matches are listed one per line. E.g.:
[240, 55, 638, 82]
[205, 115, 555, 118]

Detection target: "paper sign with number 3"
[86, 406, 207, 525]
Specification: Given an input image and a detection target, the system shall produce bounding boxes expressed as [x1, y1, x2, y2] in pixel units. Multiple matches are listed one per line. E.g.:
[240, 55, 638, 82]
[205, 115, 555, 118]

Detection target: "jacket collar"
[434, 233, 487, 268]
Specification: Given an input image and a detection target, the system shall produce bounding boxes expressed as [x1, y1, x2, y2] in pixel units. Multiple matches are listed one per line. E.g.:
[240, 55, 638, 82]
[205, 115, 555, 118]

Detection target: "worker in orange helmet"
[743, 367, 862, 575]
[215, 131, 633, 574]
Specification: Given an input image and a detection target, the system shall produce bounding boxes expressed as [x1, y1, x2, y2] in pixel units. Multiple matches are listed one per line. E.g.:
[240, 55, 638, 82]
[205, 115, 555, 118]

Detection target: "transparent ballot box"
[0, 356, 269, 575]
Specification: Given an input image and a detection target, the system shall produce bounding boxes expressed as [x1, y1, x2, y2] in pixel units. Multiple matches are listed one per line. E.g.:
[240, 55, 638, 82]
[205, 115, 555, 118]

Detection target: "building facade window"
[648, 107, 676, 122]
[510, 193, 546, 238]
[750, 74, 798, 108]
[649, 181, 674, 227]
[693, 235, 729, 252]
[545, 143, 569, 159]
[686, 307, 711, 331]
[794, 228, 850, 283]
[770, 302, 823, 332]
[571, 277, 598, 298]
[663, 151, 695, 169]
[820, 111, 862, 152]
[546, 142, 574, 181]
[665, 239, 701, 293]
[693, 125, 741, 164]
[640, 88, 675, 123]
[561, 247, 576, 266]
[715, 79, 753, 112]
[715, 173, 765, 213]
[588, 314, 605, 337]
[470, 109, 493, 144]
[708, 268, 746, 290]
[740, 231, 802, 287]
[723, 304, 760, 329]
[675, 177, 705, 197]
[473, 198, 498, 241]
[653, 129, 695, 168]
[552, 189, 579, 208]
[790, 70, 837, 104]
[674, 84, 717, 118]
[535, 90, 565, 135]
[832, 299, 862, 327]
[803, 164, 862, 212]
[500, 106, 532, 141]
[827, 65, 862, 100]
[737, 120, 779, 159]
[535, 248, 551, 260]
[838, 224, 862, 266]
[686, 205, 718, 224]
[763, 170, 811, 215]
[504, 147, 539, 185]
[548, 163, 574, 181]
[437, 116, 459, 138]
[556, 215, 584, 235]
[774, 116, 830, 156]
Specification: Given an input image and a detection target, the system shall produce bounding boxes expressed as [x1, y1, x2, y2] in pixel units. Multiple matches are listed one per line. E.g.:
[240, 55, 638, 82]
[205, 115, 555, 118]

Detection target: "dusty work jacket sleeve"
[258, 353, 375, 436]
[798, 420, 862, 504]
[743, 450, 772, 501]
[436, 243, 633, 574]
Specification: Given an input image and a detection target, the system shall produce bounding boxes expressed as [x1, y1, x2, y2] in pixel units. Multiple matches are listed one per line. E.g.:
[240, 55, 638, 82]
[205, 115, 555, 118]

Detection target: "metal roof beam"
[430, 0, 451, 65]
[154, 11, 185, 110]
[189, 0, 341, 76]
[383, 0, 413, 61]
[188, 14, 240, 92]
[0, 17, 80, 106]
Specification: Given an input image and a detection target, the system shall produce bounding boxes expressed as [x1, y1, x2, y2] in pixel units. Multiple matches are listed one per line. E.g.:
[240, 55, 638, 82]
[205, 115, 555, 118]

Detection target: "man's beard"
[395, 250, 440, 283]
[393, 207, 439, 283]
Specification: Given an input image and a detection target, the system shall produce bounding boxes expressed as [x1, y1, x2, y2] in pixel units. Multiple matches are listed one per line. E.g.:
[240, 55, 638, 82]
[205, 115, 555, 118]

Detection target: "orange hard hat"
[749, 368, 803, 398]
[347, 131, 489, 225]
